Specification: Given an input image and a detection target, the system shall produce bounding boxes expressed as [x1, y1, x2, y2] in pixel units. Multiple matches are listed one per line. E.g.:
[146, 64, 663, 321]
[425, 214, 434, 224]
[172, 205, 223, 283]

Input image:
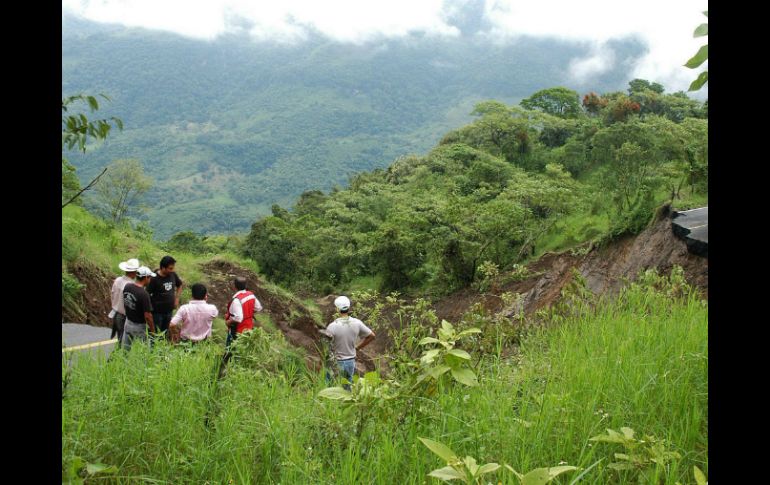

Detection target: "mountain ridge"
[63, 15, 647, 238]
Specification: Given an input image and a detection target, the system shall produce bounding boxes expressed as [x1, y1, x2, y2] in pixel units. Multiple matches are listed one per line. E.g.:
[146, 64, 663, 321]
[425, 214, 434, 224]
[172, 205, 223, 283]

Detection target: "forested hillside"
[243, 82, 707, 296]
[63, 14, 647, 238]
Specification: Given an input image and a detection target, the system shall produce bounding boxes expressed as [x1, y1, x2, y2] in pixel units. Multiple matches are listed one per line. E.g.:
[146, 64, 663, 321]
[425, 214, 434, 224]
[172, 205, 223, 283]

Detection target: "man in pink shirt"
[169, 283, 218, 344]
[109, 258, 140, 347]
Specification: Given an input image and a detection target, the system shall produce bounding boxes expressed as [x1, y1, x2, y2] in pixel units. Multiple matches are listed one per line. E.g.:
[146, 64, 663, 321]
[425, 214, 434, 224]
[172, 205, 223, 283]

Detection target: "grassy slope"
[62, 204, 259, 335]
[62, 273, 707, 484]
[533, 164, 709, 258]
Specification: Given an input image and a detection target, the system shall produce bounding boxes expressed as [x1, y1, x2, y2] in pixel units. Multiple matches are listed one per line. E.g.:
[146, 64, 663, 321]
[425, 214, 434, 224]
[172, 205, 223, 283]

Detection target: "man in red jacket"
[224, 276, 263, 347]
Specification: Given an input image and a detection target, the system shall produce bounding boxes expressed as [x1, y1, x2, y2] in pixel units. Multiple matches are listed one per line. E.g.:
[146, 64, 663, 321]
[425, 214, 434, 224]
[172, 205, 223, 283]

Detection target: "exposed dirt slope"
[63, 257, 329, 370]
[65, 207, 706, 375]
[62, 260, 114, 326]
[198, 259, 326, 370]
[433, 206, 708, 322]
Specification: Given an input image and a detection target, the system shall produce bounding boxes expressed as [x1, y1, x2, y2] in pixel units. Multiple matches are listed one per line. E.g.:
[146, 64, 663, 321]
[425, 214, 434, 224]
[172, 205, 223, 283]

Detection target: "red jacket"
[225, 290, 260, 334]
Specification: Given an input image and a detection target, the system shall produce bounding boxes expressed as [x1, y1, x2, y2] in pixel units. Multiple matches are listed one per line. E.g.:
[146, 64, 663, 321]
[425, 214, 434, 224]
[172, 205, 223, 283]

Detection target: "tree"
[464, 106, 535, 164]
[628, 79, 664, 94]
[94, 159, 153, 224]
[62, 94, 123, 153]
[685, 11, 708, 91]
[61, 94, 123, 208]
[61, 158, 82, 205]
[603, 95, 641, 124]
[592, 118, 680, 215]
[520, 87, 582, 118]
[538, 117, 579, 148]
[582, 92, 608, 116]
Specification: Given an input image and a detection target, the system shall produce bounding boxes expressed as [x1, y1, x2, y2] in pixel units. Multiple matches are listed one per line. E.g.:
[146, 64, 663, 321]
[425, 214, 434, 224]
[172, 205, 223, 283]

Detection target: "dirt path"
[198, 259, 327, 370]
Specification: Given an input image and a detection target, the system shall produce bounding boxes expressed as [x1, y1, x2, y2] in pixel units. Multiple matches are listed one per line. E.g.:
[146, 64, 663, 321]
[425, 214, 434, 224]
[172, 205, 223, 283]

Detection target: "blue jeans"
[225, 328, 236, 348]
[327, 358, 356, 390]
[153, 312, 172, 338]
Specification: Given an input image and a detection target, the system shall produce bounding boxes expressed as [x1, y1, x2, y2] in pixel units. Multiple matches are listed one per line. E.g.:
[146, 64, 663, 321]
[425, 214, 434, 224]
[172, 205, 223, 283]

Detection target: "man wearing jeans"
[121, 266, 156, 351]
[147, 255, 183, 340]
[224, 277, 263, 347]
[109, 258, 140, 346]
[320, 296, 376, 390]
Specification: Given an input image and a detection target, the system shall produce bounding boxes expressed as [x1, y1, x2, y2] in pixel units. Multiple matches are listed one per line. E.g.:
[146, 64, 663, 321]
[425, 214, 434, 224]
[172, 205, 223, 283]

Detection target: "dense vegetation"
[242, 81, 707, 296]
[63, 14, 649, 237]
[62, 268, 707, 484]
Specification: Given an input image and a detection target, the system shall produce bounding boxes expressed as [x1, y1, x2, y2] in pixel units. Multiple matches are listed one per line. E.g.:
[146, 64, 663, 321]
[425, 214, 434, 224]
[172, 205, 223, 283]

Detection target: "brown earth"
[433, 206, 708, 323]
[198, 258, 328, 370]
[64, 207, 706, 374]
[62, 260, 114, 326]
[62, 257, 331, 371]
[314, 208, 707, 371]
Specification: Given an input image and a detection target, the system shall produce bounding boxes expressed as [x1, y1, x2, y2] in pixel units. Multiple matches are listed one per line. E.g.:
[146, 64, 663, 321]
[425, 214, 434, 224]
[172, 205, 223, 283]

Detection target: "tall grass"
[62, 270, 707, 483]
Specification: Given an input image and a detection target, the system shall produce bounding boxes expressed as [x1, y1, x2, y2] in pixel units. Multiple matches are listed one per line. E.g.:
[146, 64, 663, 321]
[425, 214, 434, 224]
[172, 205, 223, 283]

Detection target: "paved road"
[672, 207, 708, 257]
[62, 323, 117, 359]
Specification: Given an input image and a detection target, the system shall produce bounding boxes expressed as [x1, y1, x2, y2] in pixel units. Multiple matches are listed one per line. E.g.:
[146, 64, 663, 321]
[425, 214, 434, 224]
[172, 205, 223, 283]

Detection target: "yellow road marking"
[62, 339, 118, 352]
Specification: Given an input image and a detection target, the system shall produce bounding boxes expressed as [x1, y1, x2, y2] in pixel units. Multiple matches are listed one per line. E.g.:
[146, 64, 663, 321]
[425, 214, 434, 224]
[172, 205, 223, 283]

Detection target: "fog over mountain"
[63, 13, 649, 238]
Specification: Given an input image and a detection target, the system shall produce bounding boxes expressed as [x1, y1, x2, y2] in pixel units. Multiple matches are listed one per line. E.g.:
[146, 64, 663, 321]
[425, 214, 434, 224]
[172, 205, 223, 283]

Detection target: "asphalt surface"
[672, 207, 708, 257]
[62, 323, 117, 359]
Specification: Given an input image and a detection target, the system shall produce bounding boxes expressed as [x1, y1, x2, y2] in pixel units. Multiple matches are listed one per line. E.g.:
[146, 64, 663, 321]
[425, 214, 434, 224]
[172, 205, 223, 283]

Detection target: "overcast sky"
[62, 0, 708, 96]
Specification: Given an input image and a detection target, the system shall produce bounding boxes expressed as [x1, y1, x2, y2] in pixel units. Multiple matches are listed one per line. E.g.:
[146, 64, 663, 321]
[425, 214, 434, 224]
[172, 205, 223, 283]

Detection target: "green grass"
[534, 181, 708, 259]
[347, 274, 383, 293]
[254, 313, 277, 331]
[62, 205, 265, 308]
[300, 299, 325, 327]
[62, 271, 707, 484]
[671, 190, 708, 212]
[535, 211, 610, 257]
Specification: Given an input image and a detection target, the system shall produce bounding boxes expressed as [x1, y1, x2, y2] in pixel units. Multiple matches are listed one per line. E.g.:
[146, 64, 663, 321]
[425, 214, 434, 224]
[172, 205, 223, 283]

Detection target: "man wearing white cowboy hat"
[109, 258, 140, 346]
[121, 266, 157, 351]
[320, 295, 376, 390]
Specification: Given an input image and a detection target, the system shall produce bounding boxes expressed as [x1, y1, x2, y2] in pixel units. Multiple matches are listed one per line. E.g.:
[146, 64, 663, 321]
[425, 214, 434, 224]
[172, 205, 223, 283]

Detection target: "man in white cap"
[109, 258, 140, 347]
[121, 266, 157, 351]
[320, 295, 376, 389]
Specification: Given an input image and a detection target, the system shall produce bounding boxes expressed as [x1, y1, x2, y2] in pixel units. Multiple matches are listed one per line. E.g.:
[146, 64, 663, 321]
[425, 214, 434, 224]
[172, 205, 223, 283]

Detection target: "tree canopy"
[240, 81, 707, 296]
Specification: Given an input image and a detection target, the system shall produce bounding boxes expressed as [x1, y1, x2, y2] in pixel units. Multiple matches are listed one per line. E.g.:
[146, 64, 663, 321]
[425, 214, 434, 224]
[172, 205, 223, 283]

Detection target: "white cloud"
[62, 0, 708, 94]
[481, 0, 708, 95]
[63, 0, 461, 42]
[63, 0, 227, 39]
[568, 41, 617, 84]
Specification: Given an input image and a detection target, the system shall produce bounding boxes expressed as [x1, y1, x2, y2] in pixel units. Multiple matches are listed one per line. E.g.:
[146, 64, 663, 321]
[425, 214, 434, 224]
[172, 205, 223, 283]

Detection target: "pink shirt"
[170, 300, 219, 341]
[111, 275, 135, 315]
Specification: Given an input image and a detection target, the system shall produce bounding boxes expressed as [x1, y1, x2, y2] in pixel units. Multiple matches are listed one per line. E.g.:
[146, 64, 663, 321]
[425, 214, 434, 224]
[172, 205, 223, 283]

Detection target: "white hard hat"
[334, 296, 351, 312]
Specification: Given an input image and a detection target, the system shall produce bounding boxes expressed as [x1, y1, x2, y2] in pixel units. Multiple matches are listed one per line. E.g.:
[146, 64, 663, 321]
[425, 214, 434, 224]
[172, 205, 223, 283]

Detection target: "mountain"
[62, 14, 646, 238]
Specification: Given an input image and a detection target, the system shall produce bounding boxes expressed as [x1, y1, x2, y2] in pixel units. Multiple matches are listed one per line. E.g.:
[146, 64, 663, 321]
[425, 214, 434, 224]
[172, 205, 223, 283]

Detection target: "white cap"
[334, 296, 351, 312]
[136, 266, 156, 278]
[119, 258, 140, 272]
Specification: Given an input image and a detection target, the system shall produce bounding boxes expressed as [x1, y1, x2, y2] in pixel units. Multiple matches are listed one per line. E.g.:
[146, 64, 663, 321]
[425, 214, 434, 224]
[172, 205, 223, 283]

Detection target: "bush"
[62, 271, 85, 321]
[230, 327, 307, 383]
[165, 231, 207, 253]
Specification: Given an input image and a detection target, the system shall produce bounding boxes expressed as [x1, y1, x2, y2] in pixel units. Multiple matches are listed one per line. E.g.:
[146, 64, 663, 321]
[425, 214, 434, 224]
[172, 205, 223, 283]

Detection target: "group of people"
[108, 256, 263, 351]
[108, 256, 377, 387]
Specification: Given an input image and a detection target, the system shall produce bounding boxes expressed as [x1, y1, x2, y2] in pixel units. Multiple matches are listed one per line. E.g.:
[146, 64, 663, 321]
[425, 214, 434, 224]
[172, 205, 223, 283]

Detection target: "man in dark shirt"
[122, 266, 156, 351]
[147, 255, 184, 340]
